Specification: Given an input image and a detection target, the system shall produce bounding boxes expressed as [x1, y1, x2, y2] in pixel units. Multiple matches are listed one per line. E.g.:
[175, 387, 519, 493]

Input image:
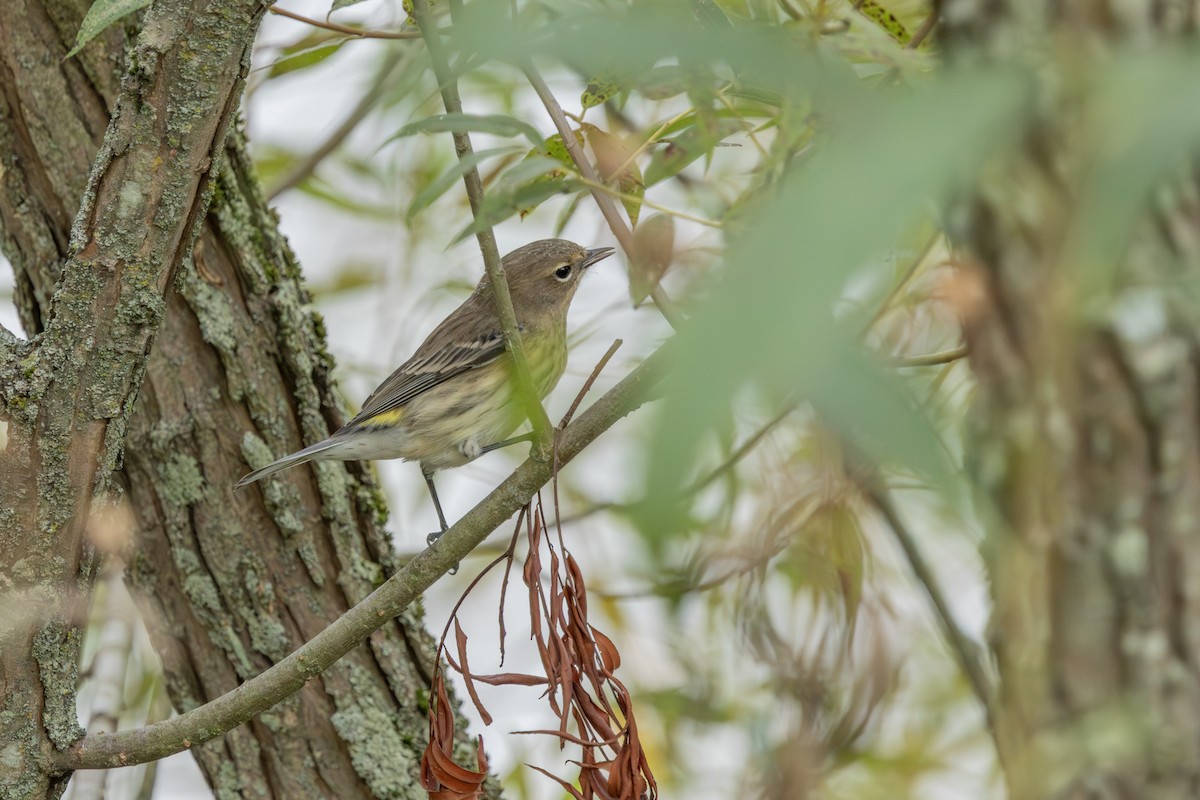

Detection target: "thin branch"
[905, 0, 942, 49]
[553, 402, 796, 527]
[523, 62, 685, 331]
[51, 345, 667, 773]
[268, 48, 411, 199]
[559, 339, 622, 429]
[689, 404, 795, 494]
[860, 481, 998, 734]
[890, 345, 968, 368]
[267, 6, 422, 40]
[414, 3, 554, 449]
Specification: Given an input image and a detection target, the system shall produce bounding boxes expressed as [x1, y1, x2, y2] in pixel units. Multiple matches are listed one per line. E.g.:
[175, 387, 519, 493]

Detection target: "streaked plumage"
[236, 239, 613, 532]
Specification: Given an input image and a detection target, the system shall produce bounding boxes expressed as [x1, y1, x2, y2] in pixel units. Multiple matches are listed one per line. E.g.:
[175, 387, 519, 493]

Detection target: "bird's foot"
[426, 528, 458, 574]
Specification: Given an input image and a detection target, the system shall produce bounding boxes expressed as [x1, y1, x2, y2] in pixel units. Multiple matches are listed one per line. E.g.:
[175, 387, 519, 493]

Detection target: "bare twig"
[905, 0, 942, 49]
[860, 481, 997, 733]
[523, 62, 685, 330]
[51, 345, 667, 772]
[267, 6, 422, 40]
[268, 48, 411, 199]
[553, 402, 796, 527]
[415, 3, 554, 449]
[559, 339, 623, 429]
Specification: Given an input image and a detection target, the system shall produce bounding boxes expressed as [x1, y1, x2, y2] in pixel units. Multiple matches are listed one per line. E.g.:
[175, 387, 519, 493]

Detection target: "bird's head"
[494, 239, 615, 318]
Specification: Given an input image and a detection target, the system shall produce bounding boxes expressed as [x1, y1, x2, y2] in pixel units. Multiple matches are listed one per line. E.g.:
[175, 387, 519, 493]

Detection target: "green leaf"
[69, 0, 150, 57]
[1072, 51, 1200, 301]
[386, 113, 544, 148]
[855, 0, 912, 45]
[644, 118, 745, 187]
[452, 157, 573, 241]
[266, 42, 345, 79]
[407, 146, 523, 222]
[636, 69, 1033, 546]
[581, 73, 621, 110]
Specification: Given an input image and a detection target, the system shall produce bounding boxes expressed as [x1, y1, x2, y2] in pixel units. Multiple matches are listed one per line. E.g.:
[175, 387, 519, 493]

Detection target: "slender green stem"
[50, 346, 667, 773]
[891, 345, 968, 367]
[414, 3, 553, 449]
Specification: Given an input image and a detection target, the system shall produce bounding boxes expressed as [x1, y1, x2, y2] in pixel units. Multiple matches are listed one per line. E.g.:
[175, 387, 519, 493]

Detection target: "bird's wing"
[345, 294, 512, 428]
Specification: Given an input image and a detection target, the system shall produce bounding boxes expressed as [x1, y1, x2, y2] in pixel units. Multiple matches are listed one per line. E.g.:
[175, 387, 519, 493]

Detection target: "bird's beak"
[582, 247, 616, 269]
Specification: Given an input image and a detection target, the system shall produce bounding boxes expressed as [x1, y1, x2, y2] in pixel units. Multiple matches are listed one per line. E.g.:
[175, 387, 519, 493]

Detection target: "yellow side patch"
[363, 408, 405, 427]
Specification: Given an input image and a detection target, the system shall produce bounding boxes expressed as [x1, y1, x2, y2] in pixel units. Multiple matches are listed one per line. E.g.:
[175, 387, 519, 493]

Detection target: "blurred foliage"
[52, 0, 1197, 795]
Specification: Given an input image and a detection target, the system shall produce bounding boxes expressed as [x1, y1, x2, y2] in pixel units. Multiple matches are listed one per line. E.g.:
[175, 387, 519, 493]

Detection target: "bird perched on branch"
[237, 238, 615, 541]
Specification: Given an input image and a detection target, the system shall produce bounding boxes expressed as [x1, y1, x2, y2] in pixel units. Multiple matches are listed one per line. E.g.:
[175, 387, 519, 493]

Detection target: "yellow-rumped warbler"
[237, 239, 614, 539]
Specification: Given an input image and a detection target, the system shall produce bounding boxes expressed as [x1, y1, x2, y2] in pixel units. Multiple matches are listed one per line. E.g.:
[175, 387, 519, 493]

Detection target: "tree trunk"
[944, 3, 1200, 798]
[0, 2, 489, 798]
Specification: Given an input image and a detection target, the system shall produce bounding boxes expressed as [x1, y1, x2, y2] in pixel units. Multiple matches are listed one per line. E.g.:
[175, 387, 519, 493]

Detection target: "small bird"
[237, 239, 615, 541]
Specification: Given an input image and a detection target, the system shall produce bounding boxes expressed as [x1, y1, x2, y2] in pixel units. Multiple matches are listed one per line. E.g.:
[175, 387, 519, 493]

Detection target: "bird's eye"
[554, 264, 573, 281]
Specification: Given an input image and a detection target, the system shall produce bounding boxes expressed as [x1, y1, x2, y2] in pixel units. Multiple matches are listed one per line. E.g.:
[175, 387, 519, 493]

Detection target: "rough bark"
[944, 2, 1200, 798]
[0, 2, 489, 798]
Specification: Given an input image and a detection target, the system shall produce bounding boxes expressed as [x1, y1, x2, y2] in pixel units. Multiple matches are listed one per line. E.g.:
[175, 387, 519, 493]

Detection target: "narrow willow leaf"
[69, 0, 149, 56]
[855, 0, 912, 45]
[629, 214, 675, 305]
[407, 146, 523, 222]
[387, 113, 544, 148]
[266, 42, 345, 79]
[1072, 51, 1200, 300]
[637, 70, 1033, 545]
[452, 157, 571, 240]
[644, 118, 744, 187]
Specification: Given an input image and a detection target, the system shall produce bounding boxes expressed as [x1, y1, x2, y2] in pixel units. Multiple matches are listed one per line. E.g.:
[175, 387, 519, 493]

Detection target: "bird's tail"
[235, 438, 344, 488]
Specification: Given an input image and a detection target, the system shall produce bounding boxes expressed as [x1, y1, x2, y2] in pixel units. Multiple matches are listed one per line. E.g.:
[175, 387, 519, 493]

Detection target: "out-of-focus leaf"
[554, 192, 584, 236]
[585, 125, 644, 227]
[630, 214, 676, 305]
[634, 65, 700, 101]
[265, 41, 345, 79]
[856, 0, 912, 45]
[251, 145, 301, 187]
[1073, 51, 1200, 301]
[386, 113, 544, 148]
[644, 118, 745, 186]
[407, 146, 523, 222]
[450, 3, 858, 107]
[453, 158, 573, 240]
[636, 70, 1033, 546]
[691, 0, 733, 29]
[298, 179, 396, 220]
[69, 0, 149, 56]
[307, 263, 380, 299]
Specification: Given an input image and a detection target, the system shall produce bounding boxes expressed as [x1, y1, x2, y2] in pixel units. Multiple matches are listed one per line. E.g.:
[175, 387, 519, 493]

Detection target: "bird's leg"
[423, 468, 450, 546]
[479, 432, 535, 455]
